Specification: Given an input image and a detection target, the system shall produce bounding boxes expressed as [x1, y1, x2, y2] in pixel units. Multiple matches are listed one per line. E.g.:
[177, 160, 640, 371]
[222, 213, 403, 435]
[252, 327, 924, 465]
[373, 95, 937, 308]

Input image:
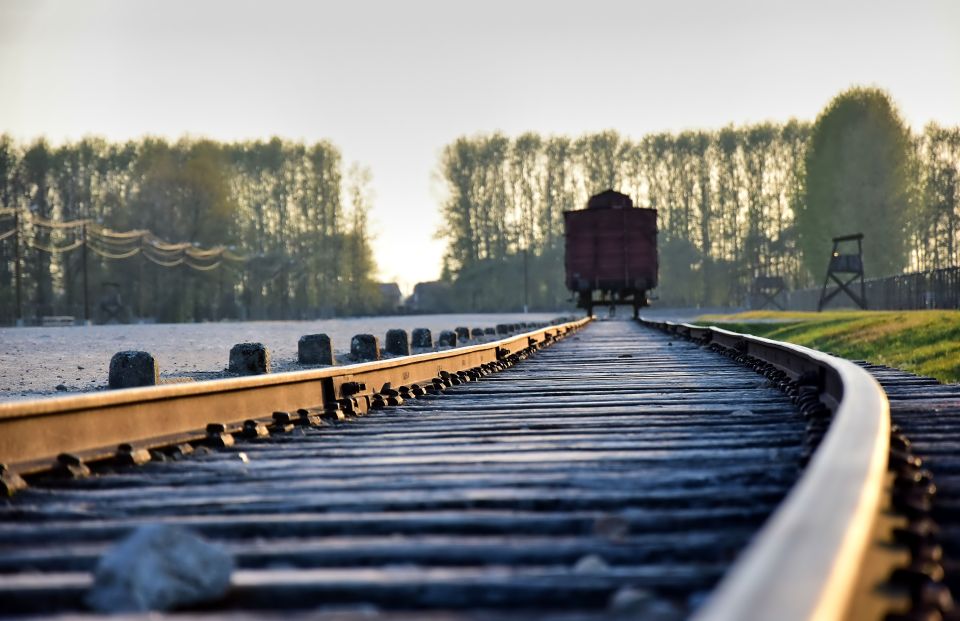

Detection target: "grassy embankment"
[694, 310, 960, 384]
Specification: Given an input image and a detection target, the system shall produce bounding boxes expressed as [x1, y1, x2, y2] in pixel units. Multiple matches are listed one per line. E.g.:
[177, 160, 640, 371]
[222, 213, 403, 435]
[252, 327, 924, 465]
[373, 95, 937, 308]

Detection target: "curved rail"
[0, 317, 591, 477]
[642, 320, 889, 621]
[2, 314, 889, 618]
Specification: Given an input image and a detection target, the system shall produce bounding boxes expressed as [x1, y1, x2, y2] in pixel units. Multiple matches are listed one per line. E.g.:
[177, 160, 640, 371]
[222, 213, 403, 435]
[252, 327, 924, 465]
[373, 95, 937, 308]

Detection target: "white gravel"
[0, 313, 565, 402]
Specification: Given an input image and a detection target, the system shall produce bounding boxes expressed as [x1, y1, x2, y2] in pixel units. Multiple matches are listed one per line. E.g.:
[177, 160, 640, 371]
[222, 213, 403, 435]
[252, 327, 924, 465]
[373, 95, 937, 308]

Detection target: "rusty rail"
[0, 318, 591, 478]
[641, 319, 891, 621]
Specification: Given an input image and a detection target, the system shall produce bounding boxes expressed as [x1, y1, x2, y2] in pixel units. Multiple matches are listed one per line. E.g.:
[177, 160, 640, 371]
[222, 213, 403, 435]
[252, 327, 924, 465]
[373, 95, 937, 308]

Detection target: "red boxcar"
[563, 190, 658, 317]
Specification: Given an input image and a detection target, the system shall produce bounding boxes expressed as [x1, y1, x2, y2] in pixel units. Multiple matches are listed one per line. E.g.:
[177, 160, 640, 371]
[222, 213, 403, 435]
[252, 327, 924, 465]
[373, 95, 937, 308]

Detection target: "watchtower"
[818, 234, 866, 311]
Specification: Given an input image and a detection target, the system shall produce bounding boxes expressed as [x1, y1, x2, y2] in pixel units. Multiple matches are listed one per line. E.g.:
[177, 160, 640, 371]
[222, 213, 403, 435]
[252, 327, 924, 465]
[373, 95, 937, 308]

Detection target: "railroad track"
[0, 316, 933, 619]
[855, 361, 960, 620]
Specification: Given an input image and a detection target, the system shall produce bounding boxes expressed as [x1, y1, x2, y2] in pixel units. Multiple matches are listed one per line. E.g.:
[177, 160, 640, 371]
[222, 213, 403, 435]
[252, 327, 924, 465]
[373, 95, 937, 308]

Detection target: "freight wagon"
[563, 189, 658, 317]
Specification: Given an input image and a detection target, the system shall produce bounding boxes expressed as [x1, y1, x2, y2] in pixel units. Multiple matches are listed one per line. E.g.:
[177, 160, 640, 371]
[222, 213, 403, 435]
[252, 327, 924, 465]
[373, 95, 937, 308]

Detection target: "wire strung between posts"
[142, 252, 185, 267]
[142, 244, 184, 256]
[185, 247, 224, 258]
[28, 239, 85, 253]
[88, 239, 140, 251]
[185, 260, 222, 271]
[223, 249, 246, 262]
[8, 212, 250, 270]
[87, 243, 141, 260]
[144, 235, 191, 252]
[90, 226, 148, 240]
[29, 215, 90, 229]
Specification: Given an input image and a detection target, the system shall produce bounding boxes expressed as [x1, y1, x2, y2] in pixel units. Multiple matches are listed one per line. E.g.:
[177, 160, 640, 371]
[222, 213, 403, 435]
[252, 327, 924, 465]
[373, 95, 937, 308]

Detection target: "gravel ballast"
[0, 313, 561, 401]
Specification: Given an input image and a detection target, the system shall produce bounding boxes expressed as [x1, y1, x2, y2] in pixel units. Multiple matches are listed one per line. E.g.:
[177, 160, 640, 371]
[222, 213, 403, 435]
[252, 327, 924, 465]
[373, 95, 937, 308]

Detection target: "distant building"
[377, 282, 403, 313]
[407, 281, 453, 313]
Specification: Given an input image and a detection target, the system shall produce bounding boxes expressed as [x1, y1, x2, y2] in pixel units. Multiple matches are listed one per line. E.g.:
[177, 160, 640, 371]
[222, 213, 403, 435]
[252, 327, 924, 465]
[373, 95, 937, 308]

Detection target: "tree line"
[0, 136, 382, 323]
[437, 88, 960, 309]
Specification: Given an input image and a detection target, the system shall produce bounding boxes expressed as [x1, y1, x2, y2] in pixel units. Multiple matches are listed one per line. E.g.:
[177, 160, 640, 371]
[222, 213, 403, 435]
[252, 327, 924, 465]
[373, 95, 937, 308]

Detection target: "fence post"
[82, 221, 89, 324]
[13, 208, 22, 326]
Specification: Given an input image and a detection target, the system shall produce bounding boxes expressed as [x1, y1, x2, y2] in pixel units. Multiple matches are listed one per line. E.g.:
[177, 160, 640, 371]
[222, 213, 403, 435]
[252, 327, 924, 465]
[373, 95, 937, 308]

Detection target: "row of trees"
[0, 136, 382, 323]
[437, 89, 960, 309]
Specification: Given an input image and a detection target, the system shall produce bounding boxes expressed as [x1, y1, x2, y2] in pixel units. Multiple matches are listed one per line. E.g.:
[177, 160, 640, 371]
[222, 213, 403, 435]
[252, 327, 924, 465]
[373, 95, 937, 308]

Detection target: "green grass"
[695, 310, 960, 384]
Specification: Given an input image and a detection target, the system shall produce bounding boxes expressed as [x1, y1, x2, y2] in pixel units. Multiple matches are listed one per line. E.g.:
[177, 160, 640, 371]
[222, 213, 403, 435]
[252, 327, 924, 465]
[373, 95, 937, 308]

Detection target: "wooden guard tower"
[818, 233, 866, 311]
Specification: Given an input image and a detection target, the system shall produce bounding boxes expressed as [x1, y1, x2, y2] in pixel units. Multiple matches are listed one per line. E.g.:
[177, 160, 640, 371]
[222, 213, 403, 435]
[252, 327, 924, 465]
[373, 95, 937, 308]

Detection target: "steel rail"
[0, 318, 590, 477]
[642, 319, 890, 621]
[0, 317, 807, 618]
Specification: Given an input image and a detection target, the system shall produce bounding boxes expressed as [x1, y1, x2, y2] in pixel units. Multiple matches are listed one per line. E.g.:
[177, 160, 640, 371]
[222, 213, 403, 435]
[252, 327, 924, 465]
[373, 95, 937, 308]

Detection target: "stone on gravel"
[350, 334, 380, 362]
[384, 329, 410, 356]
[573, 554, 609, 573]
[108, 351, 158, 389]
[471, 328, 484, 339]
[455, 326, 469, 341]
[438, 330, 457, 348]
[496, 323, 510, 335]
[608, 586, 656, 614]
[85, 524, 233, 613]
[411, 328, 433, 349]
[228, 343, 270, 375]
[298, 334, 334, 366]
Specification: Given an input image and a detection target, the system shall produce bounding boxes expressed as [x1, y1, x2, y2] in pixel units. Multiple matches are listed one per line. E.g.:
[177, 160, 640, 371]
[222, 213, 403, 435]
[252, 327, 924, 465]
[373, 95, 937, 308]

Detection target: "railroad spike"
[894, 519, 941, 548]
[271, 411, 296, 432]
[205, 423, 235, 448]
[242, 420, 270, 438]
[893, 490, 935, 519]
[890, 560, 945, 591]
[916, 581, 954, 613]
[116, 443, 151, 467]
[55, 453, 91, 478]
[0, 464, 27, 496]
[167, 443, 194, 459]
[341, 381, 366, 396]
[348, 396, 370, 415]
[296, 408, 324, 427]
[322, 402, 346, 422]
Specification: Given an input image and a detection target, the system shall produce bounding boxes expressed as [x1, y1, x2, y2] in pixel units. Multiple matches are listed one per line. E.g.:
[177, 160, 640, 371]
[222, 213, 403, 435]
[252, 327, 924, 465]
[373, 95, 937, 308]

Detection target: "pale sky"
[1, 0, 958, 293]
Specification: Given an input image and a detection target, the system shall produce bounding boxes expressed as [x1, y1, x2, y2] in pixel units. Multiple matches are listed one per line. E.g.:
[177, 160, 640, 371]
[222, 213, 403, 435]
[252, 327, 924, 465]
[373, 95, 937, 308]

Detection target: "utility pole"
[216, 260, 223, 321]
[13, 208, 22, 326]
[522, 247, 529, 314]
[81, 221, 89, 324]
[137, 235, 144, 321]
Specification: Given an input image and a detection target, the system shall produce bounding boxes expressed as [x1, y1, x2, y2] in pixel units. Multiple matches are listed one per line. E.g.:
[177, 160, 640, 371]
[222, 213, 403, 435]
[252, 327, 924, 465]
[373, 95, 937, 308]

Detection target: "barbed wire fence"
[0, 207, 251, 324]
